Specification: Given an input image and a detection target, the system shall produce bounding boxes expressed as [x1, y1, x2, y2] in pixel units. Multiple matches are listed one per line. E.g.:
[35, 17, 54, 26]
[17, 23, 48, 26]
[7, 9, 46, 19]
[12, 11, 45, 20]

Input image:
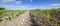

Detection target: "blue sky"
[0, 0, 60, 10]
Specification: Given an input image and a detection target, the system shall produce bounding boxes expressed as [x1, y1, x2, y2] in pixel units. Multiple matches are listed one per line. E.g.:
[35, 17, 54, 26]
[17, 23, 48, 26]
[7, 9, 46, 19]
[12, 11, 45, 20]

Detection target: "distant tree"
[35, 9, 40, 10]
[0, 8, 5, 10]
[51, 8, 56, 10]
[57, 8, 60, 10]
[51, 8, 60, 10]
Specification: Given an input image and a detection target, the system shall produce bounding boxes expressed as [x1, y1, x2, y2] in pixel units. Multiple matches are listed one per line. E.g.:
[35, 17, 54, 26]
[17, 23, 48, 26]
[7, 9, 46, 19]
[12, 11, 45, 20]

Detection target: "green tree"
[0, 8, 5, 10]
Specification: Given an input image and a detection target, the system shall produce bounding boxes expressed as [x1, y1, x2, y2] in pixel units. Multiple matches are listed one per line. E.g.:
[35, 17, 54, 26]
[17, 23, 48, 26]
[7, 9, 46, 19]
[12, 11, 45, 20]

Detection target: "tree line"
[0, 8, 5, 10]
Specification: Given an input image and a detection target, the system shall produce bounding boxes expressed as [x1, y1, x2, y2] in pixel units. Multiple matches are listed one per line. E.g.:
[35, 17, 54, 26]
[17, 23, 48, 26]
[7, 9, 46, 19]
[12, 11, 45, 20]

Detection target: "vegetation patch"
[0, 10, 26, 21]
[30, 8, 60, 26]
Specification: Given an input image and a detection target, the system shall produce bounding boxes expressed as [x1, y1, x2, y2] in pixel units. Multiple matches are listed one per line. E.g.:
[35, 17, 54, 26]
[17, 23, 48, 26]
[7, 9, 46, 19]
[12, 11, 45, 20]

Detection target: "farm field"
[0, 8, 60, 26]
[30, 9, 60, 26]
[0, 10, 26, 20]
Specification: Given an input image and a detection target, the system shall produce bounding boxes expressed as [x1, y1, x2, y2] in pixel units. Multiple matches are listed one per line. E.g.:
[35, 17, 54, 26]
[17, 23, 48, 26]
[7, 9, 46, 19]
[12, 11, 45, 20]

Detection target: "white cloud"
[50, 3, 60, 6]
[15, 1, 22, 5]
[0, 4, 30, 10]
[1, 0, 16, 3]
[49, 3, 60, 8]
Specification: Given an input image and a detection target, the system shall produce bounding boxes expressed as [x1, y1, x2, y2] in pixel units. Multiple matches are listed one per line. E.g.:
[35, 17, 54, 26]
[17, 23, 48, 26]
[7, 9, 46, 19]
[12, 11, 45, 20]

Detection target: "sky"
[0, 0, 60, 10]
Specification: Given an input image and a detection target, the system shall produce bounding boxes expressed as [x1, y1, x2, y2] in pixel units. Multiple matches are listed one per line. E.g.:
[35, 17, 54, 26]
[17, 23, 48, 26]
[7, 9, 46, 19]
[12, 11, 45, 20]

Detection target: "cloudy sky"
[0, 0, 60, 10]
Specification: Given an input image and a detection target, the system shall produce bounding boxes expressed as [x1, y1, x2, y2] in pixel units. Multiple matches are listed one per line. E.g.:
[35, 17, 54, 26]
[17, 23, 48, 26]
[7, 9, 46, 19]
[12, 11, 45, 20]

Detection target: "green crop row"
[30, 9, 60, 26]
[0, 10, 26, 21]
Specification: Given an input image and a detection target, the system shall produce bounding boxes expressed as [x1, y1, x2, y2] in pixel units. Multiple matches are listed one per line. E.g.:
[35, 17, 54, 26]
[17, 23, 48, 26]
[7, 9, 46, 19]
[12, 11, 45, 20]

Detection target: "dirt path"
[0, 11, 32, 26]
[11, 11, 31, 26]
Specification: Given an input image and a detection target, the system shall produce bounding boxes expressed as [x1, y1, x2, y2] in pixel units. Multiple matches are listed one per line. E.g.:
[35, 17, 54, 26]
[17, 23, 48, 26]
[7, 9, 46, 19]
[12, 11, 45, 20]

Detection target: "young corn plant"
[47, 10, 50, 24]
[54, 19, 58, 26]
